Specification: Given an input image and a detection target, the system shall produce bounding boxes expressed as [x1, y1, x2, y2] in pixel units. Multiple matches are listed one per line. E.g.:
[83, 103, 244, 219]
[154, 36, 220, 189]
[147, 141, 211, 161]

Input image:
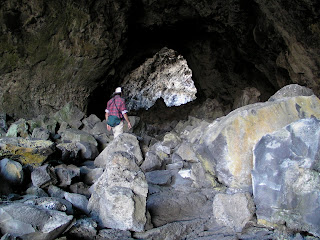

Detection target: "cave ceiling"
[0, 0, 319, 120]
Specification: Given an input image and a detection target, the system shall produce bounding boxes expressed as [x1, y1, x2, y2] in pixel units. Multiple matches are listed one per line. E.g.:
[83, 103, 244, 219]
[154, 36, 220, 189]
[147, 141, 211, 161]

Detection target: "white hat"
[115, 87, 122, 93]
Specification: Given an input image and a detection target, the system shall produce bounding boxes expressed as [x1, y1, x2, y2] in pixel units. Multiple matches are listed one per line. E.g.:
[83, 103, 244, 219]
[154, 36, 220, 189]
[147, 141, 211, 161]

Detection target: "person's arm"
[105, 111, 111, 131]
[123, 113, 132, 129]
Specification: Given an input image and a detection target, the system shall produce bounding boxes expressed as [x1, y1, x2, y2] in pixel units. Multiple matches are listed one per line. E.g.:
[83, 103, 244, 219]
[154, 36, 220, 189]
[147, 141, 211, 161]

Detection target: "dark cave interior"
[87, 3, 279, 122]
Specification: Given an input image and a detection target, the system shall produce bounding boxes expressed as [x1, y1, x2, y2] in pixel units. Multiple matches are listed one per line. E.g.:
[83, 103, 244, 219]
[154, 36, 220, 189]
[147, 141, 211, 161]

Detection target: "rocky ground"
[1, 84, 320, 240]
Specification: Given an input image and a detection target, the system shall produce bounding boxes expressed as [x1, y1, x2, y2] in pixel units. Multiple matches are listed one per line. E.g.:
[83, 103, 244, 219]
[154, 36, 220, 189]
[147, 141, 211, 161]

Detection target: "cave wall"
[0, 0, 131, 119]
[0, 0, 319, 119]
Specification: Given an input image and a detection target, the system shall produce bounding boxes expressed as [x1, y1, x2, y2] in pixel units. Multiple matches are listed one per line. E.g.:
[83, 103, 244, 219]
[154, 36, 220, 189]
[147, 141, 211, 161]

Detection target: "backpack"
[107, 115, 121, 127]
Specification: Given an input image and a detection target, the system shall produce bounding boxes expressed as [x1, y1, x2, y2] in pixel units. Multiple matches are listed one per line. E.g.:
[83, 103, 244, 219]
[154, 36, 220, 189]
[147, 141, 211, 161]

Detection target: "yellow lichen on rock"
[200, 95, 320, 189]
[0, 138, 55, 167]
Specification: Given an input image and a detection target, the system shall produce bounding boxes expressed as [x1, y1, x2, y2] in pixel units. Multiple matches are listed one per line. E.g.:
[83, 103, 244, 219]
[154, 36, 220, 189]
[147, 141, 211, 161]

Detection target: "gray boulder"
[122, 47, 197, 111]
[133, 218, 225, 240]
[190, 98, 227, 121]
[147, 188, 213, 227]
[69, 182, 91, 198]
[56, 142, 80, 160]
[0, 158, 23, 185]
[48, 185, 66, 199]
[93, 133, 113, 152]
[252, 117, 320, 237]
[25, 186, 49, 197]
[6, 119, 29, 138]
[76, 142, 99, 160]
[140, 151, 163, 172]
[66, 217, 97, 240]
[96, 228, 133, 240]
[64, 192, 89, 215]
[94, 133, 143, 168]
[31, 164, 57, 188]
[268, 84, 314, 101]
[23, 197, 73, 215]
[166, 161, 183, 170]
[82, 114, 101, 130]
[175, 142, 199, 163]
[53, 102, 85, 129]
[161, 132, 181, 149]
[0, 137, 55, 167]
[0, 113, 7, 132]
[0, 203, 73, 240]
[194, 95, 320, 190]
[55, 164, 80, 187]
[60, 129, 98, 146]
[27, 115, 58, 136]
[232, 87, 261, 110]
[145, 170, 174, 186]
[88, 151, 148, 232]
[80, 165, 103, 186]
[212, 192, 255, 233]
[31, 127, 51, 140]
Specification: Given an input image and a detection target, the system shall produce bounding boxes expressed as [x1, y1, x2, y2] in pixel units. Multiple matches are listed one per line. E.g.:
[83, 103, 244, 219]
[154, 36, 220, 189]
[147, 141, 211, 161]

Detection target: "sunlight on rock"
[123, 47, 197, 110]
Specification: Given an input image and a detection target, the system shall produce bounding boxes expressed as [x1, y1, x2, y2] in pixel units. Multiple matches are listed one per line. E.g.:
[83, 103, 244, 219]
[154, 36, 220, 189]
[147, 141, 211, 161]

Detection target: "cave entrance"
[87, 11, 276, 123]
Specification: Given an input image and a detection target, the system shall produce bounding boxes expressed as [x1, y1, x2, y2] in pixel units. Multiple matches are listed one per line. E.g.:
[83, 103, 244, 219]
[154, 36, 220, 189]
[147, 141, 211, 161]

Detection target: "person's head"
[113, 87, 122, 96]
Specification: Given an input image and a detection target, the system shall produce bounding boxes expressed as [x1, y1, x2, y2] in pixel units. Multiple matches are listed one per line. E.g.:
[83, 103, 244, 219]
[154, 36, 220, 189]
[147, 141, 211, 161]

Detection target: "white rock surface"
[123, 47, 197, 110]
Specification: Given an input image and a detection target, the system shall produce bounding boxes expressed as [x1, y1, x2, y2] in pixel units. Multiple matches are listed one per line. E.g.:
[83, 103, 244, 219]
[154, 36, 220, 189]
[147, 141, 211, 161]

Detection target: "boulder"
[64, 192, 89, 215]
[133, 217, 221, 240]
[161, 132, 181, 149]
[82, 114, 101, 129]
[93, 133, 113, 151]
[194, 95, 320, 190]
[232, 87, 261, 110]
[140, 151, 163, 172]
[66, 217, 97, 240]
[55, 164, 80, 187]
[27, 115, 58, 136]
[60, 129, 98, 146]
[23, 197, 73, 215]
[88, 152, 148, 231]
[48, 185, 66, 199]
[69, 182, 91, 198]
[56, 142, 80, 160]
[149, 142, 171, 163]
[76, 142, 99, 160]
[80, 165, 103, 186]
[212, 192, 255, 233]
[6, 119, 29, 138]
[147, 188, 212, 227]
[145, 170, 174, 186]
[31, 127, 51, 140]
[0, 113, 7, 132]
[166, 161, 183, 170]
[25, 186, 49, 197]
[0, 158, 24, 185]
[252, 117, 320, 237]
[57, 141, 98, 160]
[122, 47, 197, 111]
[53, 102, 85, 129]
[0, 128, 6, 138]
[0, 137, 55, 167]
[0, 203, 73, 240]
[96, 228, 133, 240]
[175, 142, 199, 163]
[88, 121, 109, 135]
[94, 133, 143, 168]
[190, 98, 227, 121]
[268, 84, 314, 101]
[31, 164, 58, 188]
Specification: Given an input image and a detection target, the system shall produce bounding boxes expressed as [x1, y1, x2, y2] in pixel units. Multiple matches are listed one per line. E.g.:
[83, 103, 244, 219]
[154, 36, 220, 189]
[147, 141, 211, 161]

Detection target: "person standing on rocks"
[105, 87, 132, 138]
